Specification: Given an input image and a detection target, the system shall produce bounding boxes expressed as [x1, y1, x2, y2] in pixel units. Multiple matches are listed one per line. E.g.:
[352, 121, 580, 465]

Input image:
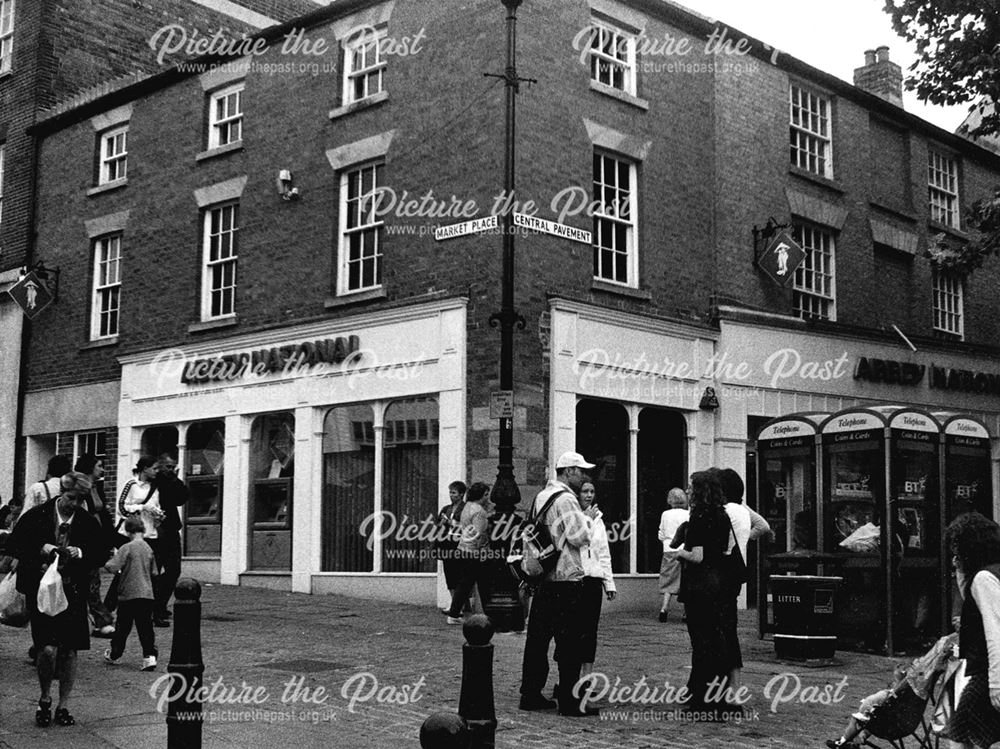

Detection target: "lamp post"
[483, 0, 529, 632]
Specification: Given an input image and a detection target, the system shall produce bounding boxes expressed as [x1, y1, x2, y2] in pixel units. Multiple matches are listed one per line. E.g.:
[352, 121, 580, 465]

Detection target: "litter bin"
[770, 575, 842, 661]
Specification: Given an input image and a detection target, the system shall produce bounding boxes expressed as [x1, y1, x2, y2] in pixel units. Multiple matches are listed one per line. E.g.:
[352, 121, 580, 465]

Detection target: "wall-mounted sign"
[182, 336, 360, 384]
[7, 271, 56, 320]
[854, 357, 925, 386]
[929, 365, 1000, 395]
[756, 230, 805, 286]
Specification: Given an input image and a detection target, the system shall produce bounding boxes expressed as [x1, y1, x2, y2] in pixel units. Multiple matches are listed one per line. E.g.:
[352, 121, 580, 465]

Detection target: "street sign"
[513, 212, 591, 244]
[490, 390, 514, 419]
[434, 215, 499, 241]
[7, 271, 55, 320]
[757, 230, 805, 286]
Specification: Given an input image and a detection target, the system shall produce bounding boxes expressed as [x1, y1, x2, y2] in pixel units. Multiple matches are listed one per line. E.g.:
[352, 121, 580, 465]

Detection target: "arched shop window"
[249, 412, 295, 570]
[576, 399, 630, 572]
[320, 397, 439, 573]
[576, 399, 687, 575]
[184, 420, 225, 557]
[382, 396, 439, 573]
[141, 425, 178, 461]
[636, 407, 687, 573]
[321, 403, 376, 572]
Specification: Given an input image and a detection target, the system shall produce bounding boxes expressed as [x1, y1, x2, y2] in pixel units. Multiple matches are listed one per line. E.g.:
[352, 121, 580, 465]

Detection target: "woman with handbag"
[673, 469, 737, 721]
[74, 453, 116, 637]
[118, 456, 166, 560]
[6, 472, 103, 728]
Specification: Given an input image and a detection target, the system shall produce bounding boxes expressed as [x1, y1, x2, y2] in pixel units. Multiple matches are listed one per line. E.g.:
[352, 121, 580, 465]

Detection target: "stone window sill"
[80, 337, 119, 350]
[589, 80, 649, 111]
[329, 91, 389, 121]
[188, 316, 238, 333]
[87, 179, 128, 197]
[788, 166, 845, 194]
[325, 287, 387, 309]
[590, 279, 652, 300]
[196, 142, 244, 162]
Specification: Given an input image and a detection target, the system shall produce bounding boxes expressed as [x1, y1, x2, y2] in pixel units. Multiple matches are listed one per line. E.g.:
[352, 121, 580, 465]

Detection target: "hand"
[41, 543, 58, 558]
[606, 590, 617, 601]
[65, 546, 82, 560]
[584, 505, 599, 520]
[952, 616, 962, 632]
[991, 687, 1000, 711]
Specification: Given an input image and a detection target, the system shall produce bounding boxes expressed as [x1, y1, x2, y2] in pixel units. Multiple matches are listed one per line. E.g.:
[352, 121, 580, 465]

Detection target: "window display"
[249, 412, 294, 570]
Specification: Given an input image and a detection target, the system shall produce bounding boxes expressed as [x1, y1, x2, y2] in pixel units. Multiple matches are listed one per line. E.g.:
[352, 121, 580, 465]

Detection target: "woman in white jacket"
[579, 481, 616, 677]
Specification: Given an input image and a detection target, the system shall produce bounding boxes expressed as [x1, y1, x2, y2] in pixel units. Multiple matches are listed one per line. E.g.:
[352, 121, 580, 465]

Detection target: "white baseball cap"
[555, 451, 596, 470]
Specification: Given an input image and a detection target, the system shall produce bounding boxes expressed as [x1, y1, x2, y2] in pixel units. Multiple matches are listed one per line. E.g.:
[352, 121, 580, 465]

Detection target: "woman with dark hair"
[943, 511, 1000, 749]
[444, 482, 491, 624]
[436, 480, 468, 610]
[673, 469, 735, 720]
[73, 453, 116, 637]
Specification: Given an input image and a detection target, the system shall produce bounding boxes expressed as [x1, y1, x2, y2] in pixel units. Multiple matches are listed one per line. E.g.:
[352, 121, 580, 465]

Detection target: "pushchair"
[826, 633, 960, 749]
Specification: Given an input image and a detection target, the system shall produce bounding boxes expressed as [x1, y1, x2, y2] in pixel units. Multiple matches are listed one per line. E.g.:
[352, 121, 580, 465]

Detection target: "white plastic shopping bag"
[37, 563, 68, 616]
[0, 570, 28, 626]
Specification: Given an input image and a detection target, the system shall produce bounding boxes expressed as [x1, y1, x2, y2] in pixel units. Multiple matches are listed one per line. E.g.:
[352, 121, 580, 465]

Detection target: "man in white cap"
[519, 451, 599, 717]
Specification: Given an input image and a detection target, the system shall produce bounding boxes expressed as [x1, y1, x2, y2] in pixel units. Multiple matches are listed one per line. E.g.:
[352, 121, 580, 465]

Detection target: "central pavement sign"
[513, 212, 591, 244]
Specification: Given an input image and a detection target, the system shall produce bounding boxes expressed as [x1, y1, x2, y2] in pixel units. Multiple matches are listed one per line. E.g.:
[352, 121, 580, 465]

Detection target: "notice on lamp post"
[490, 390, 514, 419]
[513, 212, 592, 244]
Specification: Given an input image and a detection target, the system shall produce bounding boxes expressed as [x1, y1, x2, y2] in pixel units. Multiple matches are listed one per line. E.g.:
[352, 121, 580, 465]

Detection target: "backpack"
[507, 490, 568, 588]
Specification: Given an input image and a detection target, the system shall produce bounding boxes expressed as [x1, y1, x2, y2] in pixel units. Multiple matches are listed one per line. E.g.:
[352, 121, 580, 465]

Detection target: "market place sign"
[181, 336, 361, 384]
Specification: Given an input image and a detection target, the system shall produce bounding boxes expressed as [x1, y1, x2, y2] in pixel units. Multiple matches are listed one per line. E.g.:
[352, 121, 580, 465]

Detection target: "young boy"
[103, 516, 158, 671]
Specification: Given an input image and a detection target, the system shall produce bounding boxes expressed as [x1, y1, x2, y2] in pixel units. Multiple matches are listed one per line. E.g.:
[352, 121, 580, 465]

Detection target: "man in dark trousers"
[151, 455, 189, 627]
[518, 451, 598, 717]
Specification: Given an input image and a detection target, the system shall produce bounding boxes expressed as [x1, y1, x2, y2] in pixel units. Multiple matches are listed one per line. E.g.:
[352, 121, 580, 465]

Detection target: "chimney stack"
[853, 45, 903, 108]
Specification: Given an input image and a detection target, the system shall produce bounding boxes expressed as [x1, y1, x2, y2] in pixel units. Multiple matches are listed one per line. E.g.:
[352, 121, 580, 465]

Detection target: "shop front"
[716, 309, 1000, 651]
[117, 297, 466, 603]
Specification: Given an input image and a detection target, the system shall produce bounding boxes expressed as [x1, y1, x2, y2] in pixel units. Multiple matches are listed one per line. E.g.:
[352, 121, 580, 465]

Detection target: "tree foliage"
[884, 0, 1000, 272]
[883, 0, 1000, 138]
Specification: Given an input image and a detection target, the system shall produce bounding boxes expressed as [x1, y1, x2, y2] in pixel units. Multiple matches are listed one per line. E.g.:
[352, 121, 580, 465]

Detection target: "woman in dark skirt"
[7, 472, 103, 728]
[943, 511, 1000, 749]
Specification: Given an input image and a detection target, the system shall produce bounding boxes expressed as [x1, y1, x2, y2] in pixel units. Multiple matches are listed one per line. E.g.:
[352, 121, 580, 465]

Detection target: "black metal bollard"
[166, 578, 203, 749]
[458, 614, 497, 749]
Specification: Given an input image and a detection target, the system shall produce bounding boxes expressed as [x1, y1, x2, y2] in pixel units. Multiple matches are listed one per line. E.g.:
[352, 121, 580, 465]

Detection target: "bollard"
[166, 578, 203, 749]
[419, 712, 470, 749]
[458, 614, 496, 749]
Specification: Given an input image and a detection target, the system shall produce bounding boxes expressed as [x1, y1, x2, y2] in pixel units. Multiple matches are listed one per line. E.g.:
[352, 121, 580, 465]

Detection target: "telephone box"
[755, 412, 827, 636]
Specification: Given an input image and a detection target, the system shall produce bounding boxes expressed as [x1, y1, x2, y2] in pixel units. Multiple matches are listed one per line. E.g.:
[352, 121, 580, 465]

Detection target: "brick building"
[16, 0, 1000, 609]
[0, 0, 321, 503]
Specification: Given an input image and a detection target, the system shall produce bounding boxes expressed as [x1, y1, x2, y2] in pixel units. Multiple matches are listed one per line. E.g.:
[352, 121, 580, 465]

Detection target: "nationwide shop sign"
[7, 271, 56, 320]
[757, 230, 805, 286]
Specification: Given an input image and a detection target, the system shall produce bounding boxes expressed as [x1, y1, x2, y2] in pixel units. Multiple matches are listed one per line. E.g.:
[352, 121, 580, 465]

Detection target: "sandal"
[54, 707, 75, 726]
[35, 698, 52, 727]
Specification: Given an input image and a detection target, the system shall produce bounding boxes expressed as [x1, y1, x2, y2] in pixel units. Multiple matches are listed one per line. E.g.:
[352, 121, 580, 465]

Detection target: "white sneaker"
[99, 625, 115, 636]
[446, 616, 463, 625]
[103, 649, 120, 664]
[141, 655, 157, 671]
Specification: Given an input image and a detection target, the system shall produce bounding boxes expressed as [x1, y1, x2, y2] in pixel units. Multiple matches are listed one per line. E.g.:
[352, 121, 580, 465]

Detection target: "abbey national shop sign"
[853, 356, 1000, 395]
[181, 336, 361, 384]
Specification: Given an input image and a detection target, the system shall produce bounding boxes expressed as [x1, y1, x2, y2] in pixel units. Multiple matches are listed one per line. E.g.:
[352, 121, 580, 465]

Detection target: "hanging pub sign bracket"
[7, 261, 60, 320]
[752, 217, 805, 287]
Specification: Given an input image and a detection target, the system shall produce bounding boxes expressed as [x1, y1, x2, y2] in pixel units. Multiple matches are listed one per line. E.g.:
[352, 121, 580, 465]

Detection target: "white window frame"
[592, 151, 639, 288]
[201, 202, 239, 320]
[928, 150, 960, 229]
[932, 268, 963, 338]
[337, 161, 384, 295]
[90, 234, 122, 340]
[792, 224, 836, 321]
[342, 27, 386, 105]
[98, 125, 128, 185]
[0, 0, 13, 75]
[208, 83, 243, 149]
[790, 84, 833, 178]
[589, 19, 637, 96]
[75, 431, 107, 463]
